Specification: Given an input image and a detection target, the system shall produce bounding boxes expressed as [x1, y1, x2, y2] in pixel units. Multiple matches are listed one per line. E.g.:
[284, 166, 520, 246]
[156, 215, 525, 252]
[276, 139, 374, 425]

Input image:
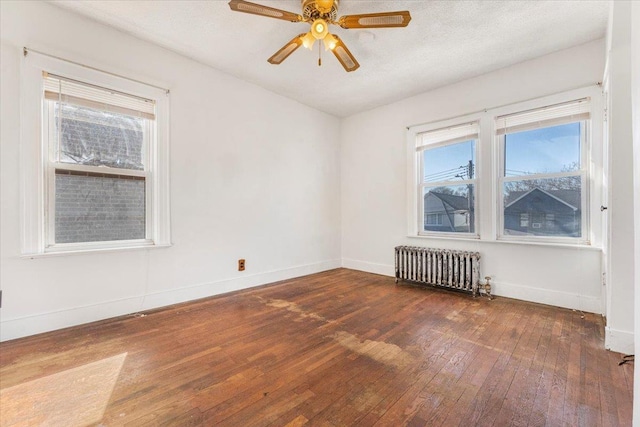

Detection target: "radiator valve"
[483, 276, 493, 300]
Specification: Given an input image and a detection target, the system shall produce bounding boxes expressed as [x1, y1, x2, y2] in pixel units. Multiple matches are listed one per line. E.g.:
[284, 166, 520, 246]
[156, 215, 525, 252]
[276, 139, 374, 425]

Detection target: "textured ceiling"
[51, 0, 609, 117]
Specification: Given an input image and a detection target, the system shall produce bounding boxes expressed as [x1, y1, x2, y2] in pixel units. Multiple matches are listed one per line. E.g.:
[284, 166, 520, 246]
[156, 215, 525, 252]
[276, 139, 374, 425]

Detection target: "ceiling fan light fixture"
[301, 31, 316, 50]
[311, 18, 329, 40]
[323, 33, 338, 51]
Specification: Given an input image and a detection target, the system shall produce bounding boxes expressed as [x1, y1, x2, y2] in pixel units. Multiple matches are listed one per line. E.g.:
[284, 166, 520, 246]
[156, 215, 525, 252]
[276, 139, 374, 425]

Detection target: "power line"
[424, 172, 464, 182]
[424, 166, 464, 178]
[425, 163, 473, 181]
[505, 169, 532, 175]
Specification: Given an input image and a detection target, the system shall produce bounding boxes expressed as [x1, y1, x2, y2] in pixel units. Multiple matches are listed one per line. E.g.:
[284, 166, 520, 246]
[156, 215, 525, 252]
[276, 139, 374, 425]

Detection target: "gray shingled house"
[504, 187, 581, 237]
[423, 191, 473, 233]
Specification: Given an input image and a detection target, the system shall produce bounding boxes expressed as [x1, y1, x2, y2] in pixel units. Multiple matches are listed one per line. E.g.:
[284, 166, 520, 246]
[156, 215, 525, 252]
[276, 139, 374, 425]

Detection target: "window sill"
[21, 242, 172, 259]
[492, 238, 599, 250]
[412, 233, 480, 241]
[408, 234, 601, 251]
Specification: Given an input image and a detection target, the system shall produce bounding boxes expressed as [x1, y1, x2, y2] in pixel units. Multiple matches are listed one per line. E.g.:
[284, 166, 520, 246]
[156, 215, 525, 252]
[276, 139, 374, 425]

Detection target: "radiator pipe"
[483, 276, 494, 300]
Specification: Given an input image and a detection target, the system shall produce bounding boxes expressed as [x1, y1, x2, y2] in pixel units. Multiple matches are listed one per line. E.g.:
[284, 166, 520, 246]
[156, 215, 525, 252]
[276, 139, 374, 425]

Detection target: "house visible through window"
[497, 98, 589, 240]
[416, 122, 478, 235]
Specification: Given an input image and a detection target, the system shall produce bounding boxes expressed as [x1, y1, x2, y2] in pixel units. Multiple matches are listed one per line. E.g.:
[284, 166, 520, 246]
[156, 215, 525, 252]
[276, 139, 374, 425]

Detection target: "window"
[545, 213, 555, 229]
[414, 122, 479, 236]
[497, 99, 589, 241]
[407, 89, 600, 246]
[21, 51, 170, 255]
[44, 74, 154, 246]
[426, 213, 444, 225]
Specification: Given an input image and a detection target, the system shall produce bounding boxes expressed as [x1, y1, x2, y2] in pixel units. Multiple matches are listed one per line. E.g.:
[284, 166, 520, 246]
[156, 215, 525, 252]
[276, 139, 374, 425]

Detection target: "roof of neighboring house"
[426, 192, 470, 211]
[505, 188, 580, 210]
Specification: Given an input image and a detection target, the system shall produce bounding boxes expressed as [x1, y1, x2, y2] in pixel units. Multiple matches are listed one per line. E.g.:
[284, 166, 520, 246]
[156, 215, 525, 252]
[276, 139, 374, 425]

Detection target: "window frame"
[407, 115, 481, 239]
[406, 86, 602, 247]
[20, 50, 171, 256]
[496, 108, 590, 245]
[44, 101, 153, 249]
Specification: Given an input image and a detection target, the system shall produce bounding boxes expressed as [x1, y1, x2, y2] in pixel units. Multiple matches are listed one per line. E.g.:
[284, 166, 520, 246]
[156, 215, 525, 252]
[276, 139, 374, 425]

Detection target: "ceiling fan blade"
[337, 11, 411, 29]
[228, 0, 303, 22]
[268, 34, 305, 65]
[330, 35, 360, 72]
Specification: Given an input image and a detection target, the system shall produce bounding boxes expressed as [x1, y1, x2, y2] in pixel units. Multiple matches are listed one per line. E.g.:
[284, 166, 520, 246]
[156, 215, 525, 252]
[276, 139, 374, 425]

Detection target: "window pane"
[423, 140, 475, 183]
[52, 102, 145, 171]
[423, 185, 475, 233]
[503, 176, 581, 237]
[55, 172, 146, 243]
[504, 122, 580, 177]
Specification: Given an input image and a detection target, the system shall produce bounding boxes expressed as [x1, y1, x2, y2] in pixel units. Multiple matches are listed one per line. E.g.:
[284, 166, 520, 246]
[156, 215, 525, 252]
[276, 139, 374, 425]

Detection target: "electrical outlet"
[238, 259, 245, 271]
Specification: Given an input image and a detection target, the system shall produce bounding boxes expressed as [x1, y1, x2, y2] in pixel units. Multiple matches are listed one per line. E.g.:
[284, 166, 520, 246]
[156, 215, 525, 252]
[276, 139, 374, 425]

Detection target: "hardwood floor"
[0, 269, 633, 426]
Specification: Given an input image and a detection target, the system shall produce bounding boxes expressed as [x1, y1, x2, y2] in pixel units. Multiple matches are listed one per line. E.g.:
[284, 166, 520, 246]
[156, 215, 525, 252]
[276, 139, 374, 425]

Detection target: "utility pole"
[467, 160, 474, 232]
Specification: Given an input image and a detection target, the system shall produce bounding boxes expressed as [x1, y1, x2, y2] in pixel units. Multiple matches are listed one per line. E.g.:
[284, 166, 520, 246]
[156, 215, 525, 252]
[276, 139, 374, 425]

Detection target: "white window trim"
[20, 51, 171, 256]
[407, 113, 481, 239]
[406, 86, 603, 247]
[43, 104, 154, 249]
[493, 89, 602, 246]
[496, 122, 588, 244]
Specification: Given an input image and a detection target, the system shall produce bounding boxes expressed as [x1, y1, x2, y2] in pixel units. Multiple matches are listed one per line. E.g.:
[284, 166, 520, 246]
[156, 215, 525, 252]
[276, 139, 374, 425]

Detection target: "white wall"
[341, 40, 607, 318]
[0, 1, 341, 341]
[630, 0, 640, 423]
[605, 0, 636, 356]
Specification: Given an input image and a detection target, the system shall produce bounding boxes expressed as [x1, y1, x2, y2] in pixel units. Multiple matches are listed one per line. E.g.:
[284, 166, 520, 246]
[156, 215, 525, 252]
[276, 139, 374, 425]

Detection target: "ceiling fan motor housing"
[302, 0, 338, 21]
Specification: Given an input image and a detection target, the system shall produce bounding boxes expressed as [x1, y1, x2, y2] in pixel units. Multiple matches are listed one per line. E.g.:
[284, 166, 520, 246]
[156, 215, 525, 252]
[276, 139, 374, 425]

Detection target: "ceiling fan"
[228, 0, 411, 72]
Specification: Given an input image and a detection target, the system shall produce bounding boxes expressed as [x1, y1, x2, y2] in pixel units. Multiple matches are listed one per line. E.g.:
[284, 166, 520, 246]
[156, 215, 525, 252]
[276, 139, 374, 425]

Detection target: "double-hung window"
[21, 51, 170, 255]
[496, 98, 590, 242]
[414, 122, 479, 236]
[407, 89, 598, 245]
[44, 74, 154, 246]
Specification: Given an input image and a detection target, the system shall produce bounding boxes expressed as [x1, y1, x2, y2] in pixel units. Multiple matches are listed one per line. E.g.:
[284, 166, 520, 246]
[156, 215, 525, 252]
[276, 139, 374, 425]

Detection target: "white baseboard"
[605, 327, 634, 354]
[490, 281, 602, 314]
[139, 259, 340, 310]
[0, 259, 341, 342]
[341, 258, 394, 277]
[342, 258, 602, 314]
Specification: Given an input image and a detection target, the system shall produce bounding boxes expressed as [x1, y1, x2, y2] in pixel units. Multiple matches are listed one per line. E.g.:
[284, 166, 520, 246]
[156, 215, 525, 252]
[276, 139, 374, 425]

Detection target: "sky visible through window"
[423, 122, 581, 183]
[423, 140, 475, 182]
[505, 122, 580, 177]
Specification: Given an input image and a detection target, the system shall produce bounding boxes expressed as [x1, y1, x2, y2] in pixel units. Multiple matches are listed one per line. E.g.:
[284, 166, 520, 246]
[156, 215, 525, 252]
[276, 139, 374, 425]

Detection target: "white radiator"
[394, 246, 481, 296]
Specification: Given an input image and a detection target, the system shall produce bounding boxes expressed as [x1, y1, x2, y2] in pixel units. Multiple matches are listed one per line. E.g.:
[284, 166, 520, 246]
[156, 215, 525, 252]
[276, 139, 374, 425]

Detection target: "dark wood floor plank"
[460, 296, 533, 426]
[502, 306, 558, 427]
[527, 308, 563, 427]
[403, 298, 508, 426]
[438, 299, 530, 427]
[490, 309, 547, 426]
[581, 311, 605, 427]
[605, 344, 634, 425]
[0, 269, 632, 426]
[371, 295, 506, 426]
[562, 308, 586, 426]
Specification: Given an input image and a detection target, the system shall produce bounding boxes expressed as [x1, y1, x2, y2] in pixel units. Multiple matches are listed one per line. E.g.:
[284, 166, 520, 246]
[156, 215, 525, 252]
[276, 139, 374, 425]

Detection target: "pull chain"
[318, 41, 322, 66]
